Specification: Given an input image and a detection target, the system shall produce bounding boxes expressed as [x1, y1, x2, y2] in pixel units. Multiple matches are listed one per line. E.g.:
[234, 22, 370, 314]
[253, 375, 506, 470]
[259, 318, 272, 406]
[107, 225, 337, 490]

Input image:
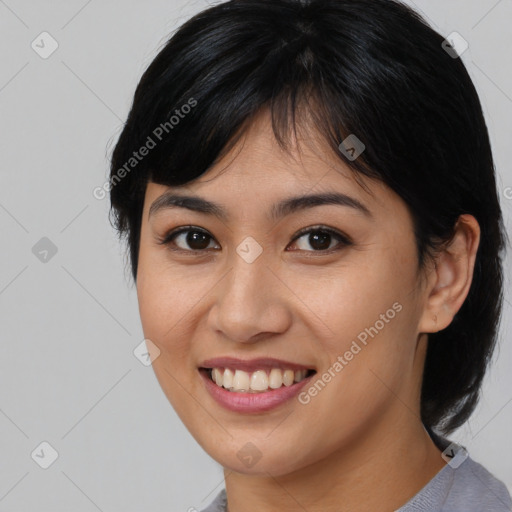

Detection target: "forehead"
[144, 109, 395, 219]
[196, 108, 362, 184]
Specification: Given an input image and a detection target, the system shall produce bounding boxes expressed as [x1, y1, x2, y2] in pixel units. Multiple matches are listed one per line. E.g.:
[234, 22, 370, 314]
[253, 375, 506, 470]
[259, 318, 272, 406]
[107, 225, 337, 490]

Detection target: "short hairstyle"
[108, 0, 507, 435]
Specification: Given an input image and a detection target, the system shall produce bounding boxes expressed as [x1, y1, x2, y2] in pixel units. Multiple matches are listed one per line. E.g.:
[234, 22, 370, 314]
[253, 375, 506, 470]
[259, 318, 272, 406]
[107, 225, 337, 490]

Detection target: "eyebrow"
[148, 191, 372, 222]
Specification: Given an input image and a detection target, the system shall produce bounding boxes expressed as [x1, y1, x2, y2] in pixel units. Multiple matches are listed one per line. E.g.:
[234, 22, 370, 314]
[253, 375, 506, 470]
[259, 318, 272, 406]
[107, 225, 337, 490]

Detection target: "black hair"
[108, 0, 507, 435]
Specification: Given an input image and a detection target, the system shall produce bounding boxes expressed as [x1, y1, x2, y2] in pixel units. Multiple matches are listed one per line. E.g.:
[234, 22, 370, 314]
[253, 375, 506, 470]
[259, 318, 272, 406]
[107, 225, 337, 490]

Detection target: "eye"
[288, 226, 352, 253]
[157, 226, 219, 252]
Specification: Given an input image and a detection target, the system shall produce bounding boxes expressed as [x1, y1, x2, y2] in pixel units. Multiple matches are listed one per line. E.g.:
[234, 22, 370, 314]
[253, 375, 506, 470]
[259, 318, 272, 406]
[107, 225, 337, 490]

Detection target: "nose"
[207, 254, 292, 344]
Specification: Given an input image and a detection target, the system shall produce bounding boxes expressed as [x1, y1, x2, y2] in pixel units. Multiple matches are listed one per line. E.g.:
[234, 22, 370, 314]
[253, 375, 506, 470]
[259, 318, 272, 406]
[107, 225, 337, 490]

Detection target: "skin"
[136, 108, 480, 512]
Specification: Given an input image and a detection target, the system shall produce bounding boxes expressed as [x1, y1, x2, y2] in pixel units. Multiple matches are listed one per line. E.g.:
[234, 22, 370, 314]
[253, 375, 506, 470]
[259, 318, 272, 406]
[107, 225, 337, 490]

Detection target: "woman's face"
[136, 110, 432, 476]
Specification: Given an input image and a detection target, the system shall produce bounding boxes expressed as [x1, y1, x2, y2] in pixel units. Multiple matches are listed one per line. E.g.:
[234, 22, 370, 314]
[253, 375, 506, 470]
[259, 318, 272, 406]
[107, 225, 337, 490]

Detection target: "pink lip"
[199, 356, 314, 373]
[198, 368, 315, 413]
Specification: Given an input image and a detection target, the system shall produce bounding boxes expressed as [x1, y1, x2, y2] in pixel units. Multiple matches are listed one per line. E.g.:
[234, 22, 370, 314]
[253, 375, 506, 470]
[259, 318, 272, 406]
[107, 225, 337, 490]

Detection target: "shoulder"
[441, 456, 512, 511]
[198, 489, 227, 512]
[396, 436, 511, 512]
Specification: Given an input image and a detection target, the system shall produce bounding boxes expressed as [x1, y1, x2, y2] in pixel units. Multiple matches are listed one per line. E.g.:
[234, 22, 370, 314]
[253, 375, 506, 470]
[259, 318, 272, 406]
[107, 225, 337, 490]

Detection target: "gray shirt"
[199, 450, 512, 511]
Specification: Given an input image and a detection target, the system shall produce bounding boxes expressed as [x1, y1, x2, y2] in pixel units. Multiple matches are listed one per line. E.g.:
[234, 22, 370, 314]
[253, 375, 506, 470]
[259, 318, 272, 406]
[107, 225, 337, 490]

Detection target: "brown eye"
[289, 227, 352, 253]
[159, 227, 219, 252]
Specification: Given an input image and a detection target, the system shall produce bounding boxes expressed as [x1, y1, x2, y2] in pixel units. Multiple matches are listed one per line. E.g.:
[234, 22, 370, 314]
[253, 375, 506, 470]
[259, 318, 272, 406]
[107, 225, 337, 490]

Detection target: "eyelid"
[157, 224, 352, 253]
[157, 225, 218, 250]
[290, 225, 353, 247]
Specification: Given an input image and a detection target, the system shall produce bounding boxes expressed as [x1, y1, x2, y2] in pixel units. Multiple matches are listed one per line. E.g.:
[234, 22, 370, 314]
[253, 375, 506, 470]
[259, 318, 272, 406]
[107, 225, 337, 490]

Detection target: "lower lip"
[199, 369, 314, 413]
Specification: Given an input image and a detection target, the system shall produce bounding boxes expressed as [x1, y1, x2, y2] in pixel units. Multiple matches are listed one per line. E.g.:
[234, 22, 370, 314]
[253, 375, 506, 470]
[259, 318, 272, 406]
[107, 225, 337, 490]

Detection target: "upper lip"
[199, 357, 315, 373]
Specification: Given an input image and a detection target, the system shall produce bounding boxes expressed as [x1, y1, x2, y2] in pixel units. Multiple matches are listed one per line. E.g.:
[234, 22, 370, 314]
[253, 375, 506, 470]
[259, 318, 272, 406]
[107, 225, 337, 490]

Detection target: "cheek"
[136, 253, 193, 361]
[293, 243, 420, 402]
[294, 245, 416, 344]
[137, 237, 188, 330]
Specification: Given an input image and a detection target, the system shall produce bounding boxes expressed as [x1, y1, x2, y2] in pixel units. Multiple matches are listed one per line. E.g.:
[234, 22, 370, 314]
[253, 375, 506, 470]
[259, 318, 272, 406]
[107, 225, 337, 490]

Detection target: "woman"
[108, 0, 511, 510]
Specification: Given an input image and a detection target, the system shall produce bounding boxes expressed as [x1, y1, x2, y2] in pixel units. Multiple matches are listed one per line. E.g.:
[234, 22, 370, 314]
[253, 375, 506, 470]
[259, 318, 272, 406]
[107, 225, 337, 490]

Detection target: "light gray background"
[0, 1, 511, 510]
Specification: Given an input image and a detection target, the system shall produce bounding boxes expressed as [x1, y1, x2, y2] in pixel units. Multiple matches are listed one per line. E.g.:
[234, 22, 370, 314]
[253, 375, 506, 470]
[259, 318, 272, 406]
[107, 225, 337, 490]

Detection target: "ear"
[418, 214, 481, 333]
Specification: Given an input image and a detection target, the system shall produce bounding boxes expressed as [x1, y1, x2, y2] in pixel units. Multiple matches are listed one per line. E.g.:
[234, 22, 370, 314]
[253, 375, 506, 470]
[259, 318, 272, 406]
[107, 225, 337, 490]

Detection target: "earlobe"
[418, 214, 480, 334]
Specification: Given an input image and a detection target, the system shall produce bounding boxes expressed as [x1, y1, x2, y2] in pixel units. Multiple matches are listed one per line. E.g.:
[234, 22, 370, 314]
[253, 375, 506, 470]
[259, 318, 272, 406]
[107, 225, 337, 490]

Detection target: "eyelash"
[157, 225, 352, 255]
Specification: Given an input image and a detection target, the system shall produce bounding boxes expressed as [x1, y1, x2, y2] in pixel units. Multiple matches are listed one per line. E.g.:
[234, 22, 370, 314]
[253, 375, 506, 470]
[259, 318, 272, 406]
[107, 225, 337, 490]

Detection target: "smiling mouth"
[200, 367, 317, 393]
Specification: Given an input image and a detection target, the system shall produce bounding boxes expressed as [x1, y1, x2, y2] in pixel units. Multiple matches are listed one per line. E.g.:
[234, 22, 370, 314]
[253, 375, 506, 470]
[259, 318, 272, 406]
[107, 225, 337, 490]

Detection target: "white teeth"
[209, 367, 311, 392]
[223, 368, 234, 389]
[268, 368, 283, 389]
[250, 370, 268, 391]
[233, 369, 250, 392]
[213, 368, 223, 386]
[283, 369, 294, 386]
